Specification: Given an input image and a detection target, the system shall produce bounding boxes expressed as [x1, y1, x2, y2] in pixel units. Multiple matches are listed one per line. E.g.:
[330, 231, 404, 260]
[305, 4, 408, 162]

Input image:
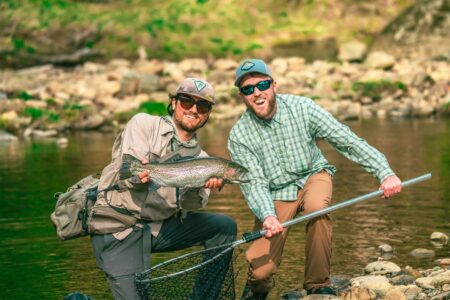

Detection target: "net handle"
[239, 173, 432, 244]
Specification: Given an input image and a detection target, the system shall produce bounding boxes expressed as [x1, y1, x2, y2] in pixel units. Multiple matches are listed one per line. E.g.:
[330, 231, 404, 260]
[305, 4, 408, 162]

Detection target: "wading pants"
[91, 211, 237, 300]
[245, 171, 333, 294]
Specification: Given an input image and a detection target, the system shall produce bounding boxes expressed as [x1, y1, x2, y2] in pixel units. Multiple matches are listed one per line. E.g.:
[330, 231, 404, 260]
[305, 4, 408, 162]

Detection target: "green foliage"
[47, 111, 60, 123]
[22, 107, 44, 120]
[138, 101, 167, 115]
[1, 0, 414, 61]
[18, 91, 33, 101]
[21, 107, 61, 123]
[352, 80, 407, 101]
[63, 103, 85, 111]
[45, 98, 57, 106]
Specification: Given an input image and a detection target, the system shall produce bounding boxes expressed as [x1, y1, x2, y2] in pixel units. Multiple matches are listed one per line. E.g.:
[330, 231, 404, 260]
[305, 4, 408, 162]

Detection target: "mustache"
[183, 112, 199, 118]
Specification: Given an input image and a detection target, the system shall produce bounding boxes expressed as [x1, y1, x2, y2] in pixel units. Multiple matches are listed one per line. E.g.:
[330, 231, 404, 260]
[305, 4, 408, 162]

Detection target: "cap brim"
[234, 72, 273, 87]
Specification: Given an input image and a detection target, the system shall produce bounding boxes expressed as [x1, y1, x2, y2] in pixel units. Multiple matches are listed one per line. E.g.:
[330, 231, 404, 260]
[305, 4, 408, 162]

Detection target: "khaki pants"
[245, 171, 333, 293]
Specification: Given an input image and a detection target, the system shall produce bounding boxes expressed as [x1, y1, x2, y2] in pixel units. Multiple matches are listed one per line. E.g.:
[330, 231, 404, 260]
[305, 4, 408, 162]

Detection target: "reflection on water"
[0, 118, 449, 299]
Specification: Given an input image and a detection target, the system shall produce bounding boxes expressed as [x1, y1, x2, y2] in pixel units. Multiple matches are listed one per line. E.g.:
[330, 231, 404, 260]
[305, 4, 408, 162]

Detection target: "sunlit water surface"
[0, 118, 448, 299]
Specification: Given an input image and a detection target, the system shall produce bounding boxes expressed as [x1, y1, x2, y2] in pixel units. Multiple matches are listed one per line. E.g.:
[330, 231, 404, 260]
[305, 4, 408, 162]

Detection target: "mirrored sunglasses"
[239, 79, 273, 96]
[176, 95, 212, 114]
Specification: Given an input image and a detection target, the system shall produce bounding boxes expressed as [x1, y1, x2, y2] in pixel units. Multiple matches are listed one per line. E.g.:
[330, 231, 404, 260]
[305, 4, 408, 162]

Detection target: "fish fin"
[147, 181, 161, 191]
[152, 154, 197, 164]
[168, 155, 196, 163]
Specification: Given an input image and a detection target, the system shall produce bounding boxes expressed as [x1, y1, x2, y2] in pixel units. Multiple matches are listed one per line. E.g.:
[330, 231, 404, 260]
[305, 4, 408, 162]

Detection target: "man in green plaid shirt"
[228, 59, 402, 299]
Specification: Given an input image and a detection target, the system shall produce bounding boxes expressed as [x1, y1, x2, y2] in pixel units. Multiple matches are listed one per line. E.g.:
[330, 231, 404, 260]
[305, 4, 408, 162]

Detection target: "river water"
[0, 118, 448, 299]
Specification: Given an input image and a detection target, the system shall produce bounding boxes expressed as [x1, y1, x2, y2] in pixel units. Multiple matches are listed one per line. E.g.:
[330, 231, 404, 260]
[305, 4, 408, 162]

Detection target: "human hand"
[204, 177, 224, 190]
[380, 175, 402, 198]
[262, 215, 283, 238]
[138, 159, 150, 183]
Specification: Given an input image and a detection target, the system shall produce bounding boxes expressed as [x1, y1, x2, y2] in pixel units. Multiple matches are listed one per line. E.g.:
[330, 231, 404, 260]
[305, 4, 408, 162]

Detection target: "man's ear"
[273, 81, 277, 93]
[171, 99, 177, 111]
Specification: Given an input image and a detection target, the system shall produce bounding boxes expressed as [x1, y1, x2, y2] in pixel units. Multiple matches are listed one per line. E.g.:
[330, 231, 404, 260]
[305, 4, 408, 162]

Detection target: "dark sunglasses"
[176, 95, 212, 114]
[239, 79, 273, 96]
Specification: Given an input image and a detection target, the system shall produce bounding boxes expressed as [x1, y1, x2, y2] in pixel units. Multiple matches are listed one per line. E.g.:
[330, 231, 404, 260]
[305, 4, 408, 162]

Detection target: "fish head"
[224, 161, 250, 184]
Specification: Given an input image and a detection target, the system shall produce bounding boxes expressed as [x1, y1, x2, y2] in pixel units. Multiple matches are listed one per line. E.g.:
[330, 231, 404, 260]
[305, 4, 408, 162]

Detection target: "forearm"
[310, 101, 394, 181]
[241, 183, 276, 221]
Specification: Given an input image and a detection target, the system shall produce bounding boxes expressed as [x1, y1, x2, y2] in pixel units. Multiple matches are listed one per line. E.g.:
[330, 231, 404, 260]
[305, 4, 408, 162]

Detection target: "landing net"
[135, 243, 241, 300]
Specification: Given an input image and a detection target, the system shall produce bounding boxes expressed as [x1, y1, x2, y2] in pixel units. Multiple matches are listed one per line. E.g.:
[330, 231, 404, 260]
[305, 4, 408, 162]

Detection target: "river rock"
[56, 137, 68, 147]
[435, 258, 450, 267]
[365, 261, 401, 275]
[148, 92, 169, 103]
[338, 40, 367, 62]
[379, 243, 394, 253]
[212, 58, 237, 71]
[120, 71, 141, 95]
[133, 59, 164, 74]
[24, 100, 47, 109]
[384, 288, 407, 300]
[410, 248, 436, 258]
[281, 290, 305, 299]
[302, 295, 340, 299]
[74, 114, 105, 130]
[178, 58, 208, 74]
[350, 275, 393, 297]
[431, 232, 449, 244]
[341, 286, 376, 300]
[1, 110, 19, 122]
[430, 290, 450, 300]
[138, 73, 160, 93]
[365, 51, 396, 69]
[30, 129, 58, 138]
[0, 129, 18, 141]
[411, 99, 435, 117]
[391, 274, 416, 286]
[108, 58, 131, 69]
[405, 266, 423, 278]
[415, 270, 450, 289]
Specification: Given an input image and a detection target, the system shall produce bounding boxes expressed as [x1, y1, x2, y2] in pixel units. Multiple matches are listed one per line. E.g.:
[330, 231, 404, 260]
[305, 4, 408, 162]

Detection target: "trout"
[128, 157, 249, 188]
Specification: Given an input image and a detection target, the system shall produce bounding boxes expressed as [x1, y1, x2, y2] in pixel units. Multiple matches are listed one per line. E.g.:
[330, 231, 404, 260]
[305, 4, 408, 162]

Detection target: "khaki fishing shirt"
[95, 113, 210, 239]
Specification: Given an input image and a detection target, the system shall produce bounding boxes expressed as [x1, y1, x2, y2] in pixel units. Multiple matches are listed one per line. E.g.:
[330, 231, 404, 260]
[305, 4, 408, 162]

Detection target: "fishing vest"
[90, 114, 209, 236]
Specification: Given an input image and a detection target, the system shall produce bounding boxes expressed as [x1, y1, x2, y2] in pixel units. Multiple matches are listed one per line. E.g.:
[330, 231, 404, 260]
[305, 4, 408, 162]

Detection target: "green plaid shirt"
[228, 94, 394, 221]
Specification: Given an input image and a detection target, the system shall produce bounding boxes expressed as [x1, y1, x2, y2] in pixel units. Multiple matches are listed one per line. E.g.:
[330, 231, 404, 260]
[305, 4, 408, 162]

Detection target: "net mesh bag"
[135, 243, 240, 300]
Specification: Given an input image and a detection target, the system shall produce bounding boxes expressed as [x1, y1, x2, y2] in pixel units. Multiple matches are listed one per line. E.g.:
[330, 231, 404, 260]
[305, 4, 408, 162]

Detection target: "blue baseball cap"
[234, 59, 273, 87]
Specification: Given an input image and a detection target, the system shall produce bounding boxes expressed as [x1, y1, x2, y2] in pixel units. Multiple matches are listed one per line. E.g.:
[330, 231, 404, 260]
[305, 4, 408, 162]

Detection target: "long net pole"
[239, 173, 432, 244]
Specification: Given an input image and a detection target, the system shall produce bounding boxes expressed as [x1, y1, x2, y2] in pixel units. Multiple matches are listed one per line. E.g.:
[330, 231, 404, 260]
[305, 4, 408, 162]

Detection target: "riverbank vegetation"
[1, 0, 413, 67]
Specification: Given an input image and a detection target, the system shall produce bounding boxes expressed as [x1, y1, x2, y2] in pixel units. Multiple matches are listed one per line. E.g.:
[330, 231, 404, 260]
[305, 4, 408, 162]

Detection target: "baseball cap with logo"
[175, 78, 215, 104]
[234, 59, 273, 87]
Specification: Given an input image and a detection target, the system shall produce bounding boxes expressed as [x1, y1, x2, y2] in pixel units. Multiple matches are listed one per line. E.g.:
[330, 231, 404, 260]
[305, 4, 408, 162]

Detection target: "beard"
[247, 92, 277, 120]
[174, 112, 208, 133]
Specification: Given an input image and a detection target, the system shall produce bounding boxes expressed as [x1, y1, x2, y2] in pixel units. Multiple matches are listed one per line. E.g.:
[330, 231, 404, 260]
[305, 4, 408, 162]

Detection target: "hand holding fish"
[137, 159, 151, 183]
[131, 156, 248, 189]
[204, 177, 224, 190]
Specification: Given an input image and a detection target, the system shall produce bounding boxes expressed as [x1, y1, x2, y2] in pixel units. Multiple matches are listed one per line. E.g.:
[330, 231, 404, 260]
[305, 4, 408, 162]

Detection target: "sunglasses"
[239, 79, 273, 96]
[176, 95, 213, 114]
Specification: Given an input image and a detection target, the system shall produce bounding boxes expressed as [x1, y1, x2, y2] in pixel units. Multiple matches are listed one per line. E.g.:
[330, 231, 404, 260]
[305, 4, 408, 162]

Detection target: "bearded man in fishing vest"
[90, 78, 237, 300]
[228, 59, 403, 299]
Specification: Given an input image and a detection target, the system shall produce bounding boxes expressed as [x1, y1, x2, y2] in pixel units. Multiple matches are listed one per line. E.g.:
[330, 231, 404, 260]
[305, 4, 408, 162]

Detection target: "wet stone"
[391, 274, 416, 285]
[410, 248, 436, 258]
